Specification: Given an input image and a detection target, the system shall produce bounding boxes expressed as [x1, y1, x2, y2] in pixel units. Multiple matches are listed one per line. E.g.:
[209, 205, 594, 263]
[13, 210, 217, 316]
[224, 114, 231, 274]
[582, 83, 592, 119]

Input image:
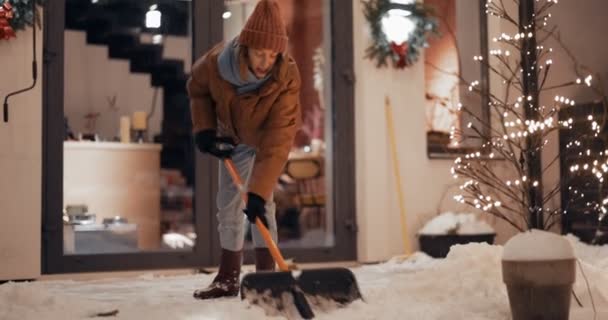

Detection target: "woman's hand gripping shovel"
[223, 158, 363, 319]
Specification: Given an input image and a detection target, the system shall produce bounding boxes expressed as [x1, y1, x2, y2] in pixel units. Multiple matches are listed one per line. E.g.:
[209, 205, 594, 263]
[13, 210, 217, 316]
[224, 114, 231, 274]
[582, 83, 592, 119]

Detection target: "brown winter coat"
[187, 42, 302, 201]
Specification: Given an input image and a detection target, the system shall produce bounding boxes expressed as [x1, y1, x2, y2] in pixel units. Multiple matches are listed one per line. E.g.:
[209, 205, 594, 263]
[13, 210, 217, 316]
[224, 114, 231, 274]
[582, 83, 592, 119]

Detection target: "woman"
[187, 0, 301, 299]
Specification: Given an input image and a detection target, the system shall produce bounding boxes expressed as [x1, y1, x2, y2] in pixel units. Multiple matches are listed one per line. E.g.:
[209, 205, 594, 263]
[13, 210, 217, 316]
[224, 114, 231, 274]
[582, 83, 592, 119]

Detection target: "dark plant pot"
[502, 259, 575, 320]
[418, 233, 496, 258]
[427, 131, 451, 146]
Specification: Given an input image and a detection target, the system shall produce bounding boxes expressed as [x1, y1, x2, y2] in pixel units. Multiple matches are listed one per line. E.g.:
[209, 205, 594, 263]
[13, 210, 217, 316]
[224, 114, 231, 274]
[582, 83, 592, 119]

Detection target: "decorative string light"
[451, 0, 606, 231]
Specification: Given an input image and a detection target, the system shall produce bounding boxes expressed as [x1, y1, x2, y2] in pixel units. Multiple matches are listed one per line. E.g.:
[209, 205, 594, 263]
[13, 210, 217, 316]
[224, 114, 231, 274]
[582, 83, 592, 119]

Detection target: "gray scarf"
[217, 38, 271, 95]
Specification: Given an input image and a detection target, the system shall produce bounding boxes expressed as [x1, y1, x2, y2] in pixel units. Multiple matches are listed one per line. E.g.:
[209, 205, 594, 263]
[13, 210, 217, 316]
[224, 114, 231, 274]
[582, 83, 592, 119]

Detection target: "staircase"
[65, 0, 194, 184]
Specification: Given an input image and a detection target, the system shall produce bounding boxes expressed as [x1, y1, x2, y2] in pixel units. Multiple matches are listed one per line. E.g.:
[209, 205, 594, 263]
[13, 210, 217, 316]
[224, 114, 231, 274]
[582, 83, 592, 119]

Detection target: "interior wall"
[0, 23, 43, 280]
[63, 31, 190, 141]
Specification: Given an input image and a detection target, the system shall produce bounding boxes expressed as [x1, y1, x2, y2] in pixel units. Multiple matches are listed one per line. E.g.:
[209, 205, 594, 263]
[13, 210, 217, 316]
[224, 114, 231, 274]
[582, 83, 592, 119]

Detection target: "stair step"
[108, 29, 141, 59]
[161, 148, 191, 169]
[85, 14, 116, 45]
[162, 73, 188, 91]
[129, 44, 164, 73]
[161, 92, 190, 124]
[151, 60, 185, 87]
[65, 0, 92, 30]
[104, 1, 145, 29]
[65, 0, 189, 37]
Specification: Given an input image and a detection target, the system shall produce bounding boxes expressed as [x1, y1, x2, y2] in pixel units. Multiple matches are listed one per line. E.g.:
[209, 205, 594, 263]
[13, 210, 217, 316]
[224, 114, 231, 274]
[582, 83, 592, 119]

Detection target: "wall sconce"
[146, 5, 162, 29]
[382, 0, 416, 45]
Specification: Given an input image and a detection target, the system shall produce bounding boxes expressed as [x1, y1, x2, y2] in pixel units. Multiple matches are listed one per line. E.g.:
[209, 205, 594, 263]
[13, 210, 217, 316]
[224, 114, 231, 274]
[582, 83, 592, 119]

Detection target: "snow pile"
[572, 258, 608, 308]
[334, 242, 510, 320]
[0, 274, 271, 320]
[0, 237, 606, 319]
[566, 234, 608, 308]
[419, 212, 495, 235]
[566, 234, 608, 269]
[0, 281, 105, 319]
[503, 229, 575, 261]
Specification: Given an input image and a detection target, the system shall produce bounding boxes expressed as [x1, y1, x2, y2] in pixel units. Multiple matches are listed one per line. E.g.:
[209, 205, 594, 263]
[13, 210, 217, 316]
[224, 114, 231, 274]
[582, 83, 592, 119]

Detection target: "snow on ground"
[1, 236, 607, 320]
[567, 234, 608, 268]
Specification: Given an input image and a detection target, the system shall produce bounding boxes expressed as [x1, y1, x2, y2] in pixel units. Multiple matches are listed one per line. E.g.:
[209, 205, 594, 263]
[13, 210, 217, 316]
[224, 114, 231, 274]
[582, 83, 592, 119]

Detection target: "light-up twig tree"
[451, 0, 607, 233]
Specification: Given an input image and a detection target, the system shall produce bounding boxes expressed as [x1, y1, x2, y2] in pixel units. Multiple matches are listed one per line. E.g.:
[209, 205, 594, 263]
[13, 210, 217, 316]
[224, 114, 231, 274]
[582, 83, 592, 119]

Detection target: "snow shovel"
[385, 96, 412, 262]
[222, 159, 363, 319]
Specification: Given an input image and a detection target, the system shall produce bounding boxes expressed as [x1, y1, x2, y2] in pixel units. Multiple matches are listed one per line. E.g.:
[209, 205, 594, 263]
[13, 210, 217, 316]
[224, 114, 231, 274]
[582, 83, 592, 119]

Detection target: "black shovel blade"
[241, 271, 297, 301]
[240, 268, 362, 313]
[241, 271, 314, 319]
[297, 268, 362, 305]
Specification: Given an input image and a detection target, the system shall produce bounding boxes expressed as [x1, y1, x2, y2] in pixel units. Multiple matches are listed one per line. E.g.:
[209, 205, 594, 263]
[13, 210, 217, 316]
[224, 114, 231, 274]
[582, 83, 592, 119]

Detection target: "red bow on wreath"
[0, 2, 16, 40]
[390, 41, 408, 69]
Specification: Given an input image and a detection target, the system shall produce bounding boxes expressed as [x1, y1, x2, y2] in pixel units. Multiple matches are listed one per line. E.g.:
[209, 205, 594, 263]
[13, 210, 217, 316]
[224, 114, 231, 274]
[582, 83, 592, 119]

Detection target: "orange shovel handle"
[223, 159, 290, 271]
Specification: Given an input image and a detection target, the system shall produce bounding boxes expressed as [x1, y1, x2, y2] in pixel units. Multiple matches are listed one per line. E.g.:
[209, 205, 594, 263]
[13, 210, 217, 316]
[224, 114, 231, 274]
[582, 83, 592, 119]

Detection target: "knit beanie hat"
[238, 0, 288, 53]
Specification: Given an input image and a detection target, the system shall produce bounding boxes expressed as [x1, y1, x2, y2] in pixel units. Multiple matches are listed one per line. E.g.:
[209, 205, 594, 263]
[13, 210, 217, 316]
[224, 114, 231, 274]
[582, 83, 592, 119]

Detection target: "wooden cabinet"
[64, 141, 162, 250]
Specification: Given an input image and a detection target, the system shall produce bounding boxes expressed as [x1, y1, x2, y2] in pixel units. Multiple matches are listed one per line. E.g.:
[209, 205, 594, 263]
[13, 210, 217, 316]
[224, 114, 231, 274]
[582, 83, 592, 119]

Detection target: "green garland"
[363, 0, 439, 69]
[0, 0, 43, 32]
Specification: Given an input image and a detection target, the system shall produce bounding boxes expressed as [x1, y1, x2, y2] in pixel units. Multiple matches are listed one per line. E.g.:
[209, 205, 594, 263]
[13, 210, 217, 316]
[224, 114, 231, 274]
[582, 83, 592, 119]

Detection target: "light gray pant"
[217, 144, 278, 251]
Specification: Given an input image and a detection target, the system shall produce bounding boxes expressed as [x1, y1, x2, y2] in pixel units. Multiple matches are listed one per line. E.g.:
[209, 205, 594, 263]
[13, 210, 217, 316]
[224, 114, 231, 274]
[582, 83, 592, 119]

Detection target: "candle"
[120, 116, 130, 143]
[132, 111, 147, 130]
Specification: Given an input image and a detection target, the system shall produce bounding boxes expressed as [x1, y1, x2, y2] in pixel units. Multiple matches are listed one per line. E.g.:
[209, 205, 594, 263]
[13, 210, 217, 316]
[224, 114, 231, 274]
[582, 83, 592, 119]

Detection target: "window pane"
[62, 1, 196, 254]
[425, 0, 485, 155]
[223, 0, 334, 248]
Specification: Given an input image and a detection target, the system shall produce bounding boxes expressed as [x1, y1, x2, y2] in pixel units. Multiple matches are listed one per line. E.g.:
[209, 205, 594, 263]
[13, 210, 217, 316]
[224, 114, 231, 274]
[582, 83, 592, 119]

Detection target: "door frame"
[42, 0, 357, 274]
[42, 0, 216, 273]
[207, 0, 358, 265]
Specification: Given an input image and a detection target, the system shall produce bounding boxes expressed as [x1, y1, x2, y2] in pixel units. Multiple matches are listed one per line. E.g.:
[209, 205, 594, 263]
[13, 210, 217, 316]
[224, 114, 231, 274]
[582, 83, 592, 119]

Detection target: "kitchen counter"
[63, 141, 162, 251]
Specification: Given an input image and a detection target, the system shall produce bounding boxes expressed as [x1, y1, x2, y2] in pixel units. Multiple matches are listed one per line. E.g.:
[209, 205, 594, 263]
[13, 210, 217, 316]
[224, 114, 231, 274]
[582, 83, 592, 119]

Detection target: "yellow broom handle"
[385, 97, 411, 254]
[223, 159, 290, 271]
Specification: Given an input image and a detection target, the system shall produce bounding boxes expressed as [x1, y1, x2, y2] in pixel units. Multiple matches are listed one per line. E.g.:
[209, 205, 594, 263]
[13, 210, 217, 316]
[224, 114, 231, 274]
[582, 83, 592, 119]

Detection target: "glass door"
[43, 0, 216, 273]
[43, 0, 357, 272]
[61, 0, 195, 255]
[223, 0, 334, 249]
[209, 0, 357, 264]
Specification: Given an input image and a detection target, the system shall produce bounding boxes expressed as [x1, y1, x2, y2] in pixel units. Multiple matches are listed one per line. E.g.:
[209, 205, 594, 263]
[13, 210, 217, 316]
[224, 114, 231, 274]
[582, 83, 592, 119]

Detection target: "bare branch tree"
[451, 0, 608, 234]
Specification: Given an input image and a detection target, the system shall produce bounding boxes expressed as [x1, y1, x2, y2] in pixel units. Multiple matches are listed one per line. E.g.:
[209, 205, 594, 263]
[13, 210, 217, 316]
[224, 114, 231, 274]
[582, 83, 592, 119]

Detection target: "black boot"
[255, 248, 276, 272]
[194, 249, 242, 299]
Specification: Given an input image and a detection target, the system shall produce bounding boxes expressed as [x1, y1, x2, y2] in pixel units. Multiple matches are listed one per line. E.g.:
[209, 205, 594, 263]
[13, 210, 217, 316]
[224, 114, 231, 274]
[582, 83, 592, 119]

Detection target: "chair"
[284, 157, 326, 230]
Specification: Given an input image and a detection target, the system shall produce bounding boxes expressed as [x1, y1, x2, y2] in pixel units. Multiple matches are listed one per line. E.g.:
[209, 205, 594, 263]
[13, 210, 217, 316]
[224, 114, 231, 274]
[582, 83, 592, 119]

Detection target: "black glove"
[194, 129, 236, 159]
[244, 192, 268, 227]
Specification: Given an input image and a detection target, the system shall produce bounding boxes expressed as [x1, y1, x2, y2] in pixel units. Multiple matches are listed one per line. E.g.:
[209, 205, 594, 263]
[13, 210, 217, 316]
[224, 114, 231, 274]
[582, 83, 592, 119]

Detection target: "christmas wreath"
[363, 0, 438, 69]
[0, 0, 43, 41]
[0, 2, 14, 40]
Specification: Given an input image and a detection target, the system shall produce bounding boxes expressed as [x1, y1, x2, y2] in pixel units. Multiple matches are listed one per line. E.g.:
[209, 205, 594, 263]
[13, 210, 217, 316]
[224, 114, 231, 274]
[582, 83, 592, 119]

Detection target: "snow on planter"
[503, 229, 575, 261]
[418, 212, 495, 235]
[418, 212, 496, 258]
